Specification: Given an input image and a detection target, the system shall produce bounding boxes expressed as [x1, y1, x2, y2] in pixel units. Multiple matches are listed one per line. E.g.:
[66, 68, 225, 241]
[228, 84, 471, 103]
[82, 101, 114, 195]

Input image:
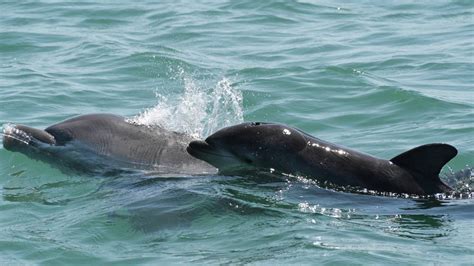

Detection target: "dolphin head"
[3, 123, 119, 174]
[187, 122, 307, 174]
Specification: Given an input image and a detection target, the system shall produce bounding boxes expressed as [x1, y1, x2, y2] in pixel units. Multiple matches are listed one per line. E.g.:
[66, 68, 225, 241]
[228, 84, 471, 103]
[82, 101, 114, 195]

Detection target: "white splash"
[128, 71, 243, 139]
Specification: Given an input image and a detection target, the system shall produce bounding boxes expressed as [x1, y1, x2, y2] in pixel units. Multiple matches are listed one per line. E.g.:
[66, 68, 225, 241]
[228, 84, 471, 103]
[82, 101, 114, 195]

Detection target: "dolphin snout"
[3, 124, 32, 151]
[188, 140, 211, 152]
[187, 139, 227, 160]
[2, 124, 56, 152]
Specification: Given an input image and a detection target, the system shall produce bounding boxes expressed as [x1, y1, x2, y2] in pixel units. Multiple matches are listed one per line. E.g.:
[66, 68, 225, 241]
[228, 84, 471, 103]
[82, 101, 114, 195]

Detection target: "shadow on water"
[96, 170, 472, 239]
[0, 152, 105, 205]
[104, 173, 296, 233]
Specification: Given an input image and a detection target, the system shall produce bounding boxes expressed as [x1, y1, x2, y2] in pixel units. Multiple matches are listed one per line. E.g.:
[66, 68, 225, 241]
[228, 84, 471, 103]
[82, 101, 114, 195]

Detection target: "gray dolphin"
[2, 113, 217, 175]
[187, 122, 457, 195]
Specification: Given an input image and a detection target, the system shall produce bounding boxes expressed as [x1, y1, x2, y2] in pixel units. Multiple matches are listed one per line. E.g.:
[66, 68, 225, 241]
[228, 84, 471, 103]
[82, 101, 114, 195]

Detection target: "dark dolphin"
[2, 113, 217, 175]
[187, 122, 457, 195]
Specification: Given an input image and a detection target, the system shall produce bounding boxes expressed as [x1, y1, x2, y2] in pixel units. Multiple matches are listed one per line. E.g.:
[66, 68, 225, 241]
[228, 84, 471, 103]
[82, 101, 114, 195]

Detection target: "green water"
[1, 1, 473, 264]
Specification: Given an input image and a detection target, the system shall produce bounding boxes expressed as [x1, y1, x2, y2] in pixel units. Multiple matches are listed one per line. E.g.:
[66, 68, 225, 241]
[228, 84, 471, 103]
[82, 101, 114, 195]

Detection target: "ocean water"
[1, 0, 473, 264]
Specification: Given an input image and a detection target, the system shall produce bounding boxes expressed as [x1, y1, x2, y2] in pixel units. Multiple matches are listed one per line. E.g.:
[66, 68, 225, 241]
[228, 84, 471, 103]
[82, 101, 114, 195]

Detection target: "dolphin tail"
[3, 124, 56, 152]
[390, 143, 457, 194]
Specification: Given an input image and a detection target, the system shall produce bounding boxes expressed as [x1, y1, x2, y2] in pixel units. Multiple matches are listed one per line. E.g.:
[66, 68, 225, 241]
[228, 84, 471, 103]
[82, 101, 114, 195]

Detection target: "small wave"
[298, 202, 352, 219]
[127, 68, 243, 139]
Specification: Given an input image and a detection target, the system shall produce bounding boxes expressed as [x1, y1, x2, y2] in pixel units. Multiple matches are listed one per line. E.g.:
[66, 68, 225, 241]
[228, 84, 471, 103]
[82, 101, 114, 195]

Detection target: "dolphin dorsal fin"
[390, 144, 457, 178]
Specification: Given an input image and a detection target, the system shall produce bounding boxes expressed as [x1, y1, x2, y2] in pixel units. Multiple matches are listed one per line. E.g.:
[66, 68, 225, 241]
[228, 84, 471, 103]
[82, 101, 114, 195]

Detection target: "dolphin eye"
[251, 122, 261, 126]
[243, 158, 253, 164]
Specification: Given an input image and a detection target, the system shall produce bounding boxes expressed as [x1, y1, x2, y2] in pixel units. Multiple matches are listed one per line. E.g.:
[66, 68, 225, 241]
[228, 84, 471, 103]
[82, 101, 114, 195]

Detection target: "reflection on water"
[1, 163, 472, 264]
[386, 214, 450, 240]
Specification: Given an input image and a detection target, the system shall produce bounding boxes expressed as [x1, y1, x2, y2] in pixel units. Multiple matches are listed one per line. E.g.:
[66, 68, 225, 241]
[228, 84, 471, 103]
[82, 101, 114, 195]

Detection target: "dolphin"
[187, 122, 457, 195]
[2, 113, 217, 175]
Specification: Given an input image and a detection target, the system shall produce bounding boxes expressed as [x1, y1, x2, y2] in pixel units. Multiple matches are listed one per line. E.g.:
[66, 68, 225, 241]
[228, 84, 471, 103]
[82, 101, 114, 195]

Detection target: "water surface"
[1, 1, 473, 264]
